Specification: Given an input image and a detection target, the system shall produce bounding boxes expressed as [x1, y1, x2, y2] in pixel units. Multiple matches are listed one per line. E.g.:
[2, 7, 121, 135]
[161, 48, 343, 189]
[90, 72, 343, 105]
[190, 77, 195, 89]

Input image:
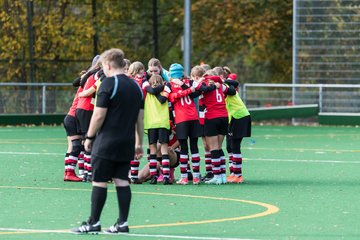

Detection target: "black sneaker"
[163, 177, 172, 185]
[130, 177, 142, 184]
[187, 171, 193, 181]
[82, 173, 88, 182]
[86, 174, 92, 182]
[71, 220, 101, 234]
[104, 221, 129, 234]
[201, 172, 214, 182]
[150, 175, 157, 184]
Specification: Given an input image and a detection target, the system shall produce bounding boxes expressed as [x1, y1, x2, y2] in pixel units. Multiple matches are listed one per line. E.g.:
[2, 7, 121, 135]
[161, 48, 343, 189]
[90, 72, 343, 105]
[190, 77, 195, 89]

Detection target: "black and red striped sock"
[149, 154, 157, 177]
[219, 149, 226, 176]
[64, 153, 70, 175]
[179, 151, 189, 179]
[130, 159, 140, 179]
[204, 151, 212, 174]
[191, 153, 200, 179]
[162, 154, 170, 178]
[210, 150, 221, 177]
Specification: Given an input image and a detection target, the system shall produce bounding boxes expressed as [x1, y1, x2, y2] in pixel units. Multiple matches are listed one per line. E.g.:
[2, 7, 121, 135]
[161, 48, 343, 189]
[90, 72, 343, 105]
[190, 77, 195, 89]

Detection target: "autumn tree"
[188, 0, 292, 83]
[0, 0, 292, 84]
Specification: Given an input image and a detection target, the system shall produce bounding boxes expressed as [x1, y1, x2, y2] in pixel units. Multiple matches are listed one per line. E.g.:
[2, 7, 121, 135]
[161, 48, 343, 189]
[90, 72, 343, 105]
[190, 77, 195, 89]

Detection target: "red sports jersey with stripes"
[76, 74, 97, 111]
[134, 76, 147, 96]
[169, 80, 198, 124]
[198, 78, 228, 119]
[68, 87, 82, 116]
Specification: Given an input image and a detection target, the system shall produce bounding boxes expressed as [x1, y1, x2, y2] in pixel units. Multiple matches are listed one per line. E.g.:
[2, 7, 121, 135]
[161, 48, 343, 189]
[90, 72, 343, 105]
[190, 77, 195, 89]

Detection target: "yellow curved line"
[130, 191, 279, 228]
[0, 186, 279, 230]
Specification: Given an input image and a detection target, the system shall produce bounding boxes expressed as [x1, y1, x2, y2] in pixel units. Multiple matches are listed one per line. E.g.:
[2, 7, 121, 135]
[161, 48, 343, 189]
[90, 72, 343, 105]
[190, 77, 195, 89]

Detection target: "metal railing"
[1, 82, 360, 115]
[242, 83, 360, 113]
[0, 82, 73, 114]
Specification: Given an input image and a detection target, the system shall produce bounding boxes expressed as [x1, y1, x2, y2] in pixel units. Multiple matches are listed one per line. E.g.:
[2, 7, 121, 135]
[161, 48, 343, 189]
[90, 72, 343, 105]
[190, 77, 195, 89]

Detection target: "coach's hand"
[84, 138, 93, 152]
[134, 145, 143, 160]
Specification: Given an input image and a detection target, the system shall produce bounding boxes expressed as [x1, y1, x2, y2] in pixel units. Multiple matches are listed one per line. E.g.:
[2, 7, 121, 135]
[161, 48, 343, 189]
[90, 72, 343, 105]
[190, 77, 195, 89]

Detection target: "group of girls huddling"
[63, 56, 251, 185]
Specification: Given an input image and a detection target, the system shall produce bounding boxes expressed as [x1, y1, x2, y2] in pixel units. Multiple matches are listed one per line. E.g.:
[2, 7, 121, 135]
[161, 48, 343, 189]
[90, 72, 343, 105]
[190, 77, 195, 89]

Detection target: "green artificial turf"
[0, 125, 359, 239]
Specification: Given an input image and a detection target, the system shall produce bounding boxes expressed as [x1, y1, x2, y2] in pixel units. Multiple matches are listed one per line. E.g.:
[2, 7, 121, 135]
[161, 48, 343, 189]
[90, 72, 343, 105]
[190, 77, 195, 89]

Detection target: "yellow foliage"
[0, 0, 292, 84]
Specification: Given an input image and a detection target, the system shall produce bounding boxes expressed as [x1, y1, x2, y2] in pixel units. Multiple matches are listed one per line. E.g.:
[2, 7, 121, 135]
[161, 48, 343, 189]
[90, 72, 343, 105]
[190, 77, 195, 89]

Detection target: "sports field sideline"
[0, 125, 359, 240]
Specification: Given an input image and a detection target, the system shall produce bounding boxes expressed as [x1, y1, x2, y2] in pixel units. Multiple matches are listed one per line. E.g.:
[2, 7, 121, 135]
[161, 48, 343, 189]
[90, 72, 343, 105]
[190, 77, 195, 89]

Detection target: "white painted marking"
[0, 151, 62, 156]
[0, 152, 358, 164]
[247, 158, 360, 164]
[0, 228, 256, 240]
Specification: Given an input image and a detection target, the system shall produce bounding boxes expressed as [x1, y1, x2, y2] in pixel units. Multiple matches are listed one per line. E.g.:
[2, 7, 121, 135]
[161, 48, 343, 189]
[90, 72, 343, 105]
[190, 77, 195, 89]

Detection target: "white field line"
[0, 227, 256, 240]
[251, 133, 360, 138]
[0, 151, 63, 156]
[250, 158, 360, 164]
[0, 152, 359, 164]
[245, 147, 359, 153]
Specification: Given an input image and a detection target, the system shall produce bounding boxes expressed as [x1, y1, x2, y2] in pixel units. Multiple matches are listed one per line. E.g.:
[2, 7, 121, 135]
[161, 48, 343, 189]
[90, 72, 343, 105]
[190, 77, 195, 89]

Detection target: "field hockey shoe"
[71, 219, 101, 234]
[104, 221, 129, 234]
[82, 173, 88, 182]
[176, 178, 189, 185]
[64, 172, 83, 182]
[157, 174, 164, 183]
[85, 174, 92, 182]
[201, 172, 214, 182]
[193, 177, 200, 185]
[150, 175, 158, 184]
[231, 176, 244, 184]
[163, 176, 172, 185]
[130, 177, 142, 184]
[226, 174, 235, 182]
[222, 175, 227, 184]
[205, 176, 223, 185]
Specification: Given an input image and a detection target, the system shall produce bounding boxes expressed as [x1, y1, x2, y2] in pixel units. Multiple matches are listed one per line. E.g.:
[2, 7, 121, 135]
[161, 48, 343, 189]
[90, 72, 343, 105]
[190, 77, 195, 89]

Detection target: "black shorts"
[199, 124, 205, 137]
[148, 128, 169, 145]
[92, 157, 130, 182]
[229, 115, 252, 139]
[75, 109, 93, 135]
[63, 115, 81, 136]
[176, 120, 201, 140]
[204, 117, 228, 137]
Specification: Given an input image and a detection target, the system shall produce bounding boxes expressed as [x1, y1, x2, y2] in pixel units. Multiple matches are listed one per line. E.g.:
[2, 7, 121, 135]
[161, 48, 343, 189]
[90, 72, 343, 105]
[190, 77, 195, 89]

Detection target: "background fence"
[1, 82, 360, 115]
[0, 83, 73, 114]
[243, 83, 360, 113]
[294, 0, 360, 85]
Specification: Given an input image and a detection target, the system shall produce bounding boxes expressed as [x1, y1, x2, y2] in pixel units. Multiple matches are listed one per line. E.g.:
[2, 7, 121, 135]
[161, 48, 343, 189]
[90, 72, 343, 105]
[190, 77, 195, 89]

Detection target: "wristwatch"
[85, 134, 95, 140]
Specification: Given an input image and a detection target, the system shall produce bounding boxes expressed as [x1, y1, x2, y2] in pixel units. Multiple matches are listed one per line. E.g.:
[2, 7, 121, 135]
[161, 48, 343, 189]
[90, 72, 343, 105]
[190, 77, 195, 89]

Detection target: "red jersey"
[132, 76, 146, 97]
[134, 76, 143, 87]
[76, 74, 97, 111]
[197, 78, 228, 119]
[169, 79, 198, 124]
[68, 87, 83, 116]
